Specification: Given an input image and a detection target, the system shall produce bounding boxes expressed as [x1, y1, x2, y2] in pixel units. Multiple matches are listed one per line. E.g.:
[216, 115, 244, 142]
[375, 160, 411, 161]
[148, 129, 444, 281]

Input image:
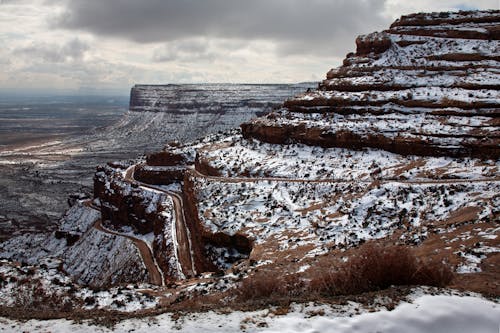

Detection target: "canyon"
[0, 84, 309, 241]
[0, 9, 498, 321]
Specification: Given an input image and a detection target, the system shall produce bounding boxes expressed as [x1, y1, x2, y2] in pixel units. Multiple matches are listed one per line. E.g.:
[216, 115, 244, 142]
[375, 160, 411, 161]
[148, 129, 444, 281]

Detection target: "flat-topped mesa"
[241, 10, 500, 159]
[129, 83, 312, 113]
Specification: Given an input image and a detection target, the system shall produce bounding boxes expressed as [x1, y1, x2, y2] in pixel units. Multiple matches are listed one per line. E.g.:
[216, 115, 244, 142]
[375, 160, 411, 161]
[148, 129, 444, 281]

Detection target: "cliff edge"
[242, 10, 500, 158]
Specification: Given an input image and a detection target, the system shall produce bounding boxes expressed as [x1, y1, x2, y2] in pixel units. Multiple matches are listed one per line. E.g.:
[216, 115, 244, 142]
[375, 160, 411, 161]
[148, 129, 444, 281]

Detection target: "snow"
[193, 170, 499, 251]
[455, 241, 500, 274]
[0, 259, 158, 312]
[199, 135, 499, 181]
[62, 227, 149, 286]
[253, 108, 496, 149]
[295, 87, 500, 105]
[0, 294, 498, 333]
[324, 68, 500, 90]
[297, 264, 310, 273]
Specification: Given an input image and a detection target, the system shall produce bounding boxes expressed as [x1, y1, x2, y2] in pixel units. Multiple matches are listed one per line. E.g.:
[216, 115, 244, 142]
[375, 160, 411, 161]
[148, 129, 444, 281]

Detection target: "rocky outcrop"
[146, 150, 189, 166]
[242, 10, 500, 158]
[94, 164, 173, 235]
[134, 165, 186, 185]
[93, 162, 184, 282]
[62, 227, 149, 287]
[135, 149, 194, 185]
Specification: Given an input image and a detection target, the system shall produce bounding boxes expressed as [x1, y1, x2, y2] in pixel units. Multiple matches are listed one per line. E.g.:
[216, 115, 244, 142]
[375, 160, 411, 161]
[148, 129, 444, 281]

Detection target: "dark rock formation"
[146, 151, 189, 166]
[134, 165, 186, 185]
[94, 164, 168, 235]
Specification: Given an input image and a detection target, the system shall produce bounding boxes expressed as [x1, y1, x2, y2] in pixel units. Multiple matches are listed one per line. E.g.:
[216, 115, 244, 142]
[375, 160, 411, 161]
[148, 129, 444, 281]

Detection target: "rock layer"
[242, 10, 500, 158]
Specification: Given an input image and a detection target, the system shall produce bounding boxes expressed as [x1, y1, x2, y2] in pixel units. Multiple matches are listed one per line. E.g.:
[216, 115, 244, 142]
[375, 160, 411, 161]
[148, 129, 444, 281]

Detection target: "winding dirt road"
[88, 161, 499, 286]
[94, 219, 164, 285]
[125, 165, 197, 279]
[190, 168, 500, 186]
[85, 200, 165, 286]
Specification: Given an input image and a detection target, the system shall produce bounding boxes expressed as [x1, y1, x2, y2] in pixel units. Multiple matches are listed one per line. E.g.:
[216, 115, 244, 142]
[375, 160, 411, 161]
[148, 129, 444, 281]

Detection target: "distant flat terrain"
[0, 95, 128, 151]
[0, 84, 311, 240]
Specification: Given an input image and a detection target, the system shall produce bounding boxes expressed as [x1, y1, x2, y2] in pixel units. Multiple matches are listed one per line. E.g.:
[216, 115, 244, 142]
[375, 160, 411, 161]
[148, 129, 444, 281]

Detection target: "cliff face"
[129, 84, 311, 114]
[4, 11, 497, 302]
[242, 10, 500, 158]
[127, 84, 311, 147]
[54, 10, 499, 291]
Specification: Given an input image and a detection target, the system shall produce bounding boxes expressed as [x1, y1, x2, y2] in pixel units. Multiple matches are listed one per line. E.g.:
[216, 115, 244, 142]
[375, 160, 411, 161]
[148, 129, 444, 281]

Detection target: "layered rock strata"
[242, 10, 500, 158]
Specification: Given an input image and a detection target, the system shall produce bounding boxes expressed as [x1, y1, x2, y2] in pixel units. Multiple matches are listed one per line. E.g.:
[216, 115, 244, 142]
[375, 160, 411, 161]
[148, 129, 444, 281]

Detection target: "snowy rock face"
[242, 10, 500, 158]
[82, 11, 500, 290]
[62, 227, 149, 287]
[126, 84, 314, 146]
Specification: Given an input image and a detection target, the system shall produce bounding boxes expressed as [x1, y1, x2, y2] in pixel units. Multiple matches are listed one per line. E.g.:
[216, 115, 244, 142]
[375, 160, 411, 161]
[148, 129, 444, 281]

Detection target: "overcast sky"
[0, 0, 497, 93]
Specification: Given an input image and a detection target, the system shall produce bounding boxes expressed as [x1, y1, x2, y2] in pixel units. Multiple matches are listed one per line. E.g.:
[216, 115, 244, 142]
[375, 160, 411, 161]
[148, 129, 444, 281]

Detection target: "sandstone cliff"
[242, 10, 500, 158]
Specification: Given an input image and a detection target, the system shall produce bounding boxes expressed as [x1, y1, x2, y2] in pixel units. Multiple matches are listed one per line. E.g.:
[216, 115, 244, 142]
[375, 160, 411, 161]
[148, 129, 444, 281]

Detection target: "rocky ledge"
[242, 10, 500, 158]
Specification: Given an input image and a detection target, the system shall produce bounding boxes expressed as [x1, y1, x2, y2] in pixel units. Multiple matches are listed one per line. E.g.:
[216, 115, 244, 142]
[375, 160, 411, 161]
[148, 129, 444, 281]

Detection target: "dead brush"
[234, 244, 453, 306]
[235, 271, 305, 306]
[12, 280, 79, 312]
[309, 243, 453, 296]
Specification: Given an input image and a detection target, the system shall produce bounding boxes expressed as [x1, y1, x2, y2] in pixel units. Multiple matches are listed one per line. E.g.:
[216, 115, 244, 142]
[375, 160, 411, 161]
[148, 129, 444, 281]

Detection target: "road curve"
[124, 165, 197, 279]
[85, 200, 165, 286]
[94, 219, 164, 286]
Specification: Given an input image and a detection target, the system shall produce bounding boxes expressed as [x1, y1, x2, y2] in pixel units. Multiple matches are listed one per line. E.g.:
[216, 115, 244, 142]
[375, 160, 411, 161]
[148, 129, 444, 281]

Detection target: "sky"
[0, 0, 498, 94]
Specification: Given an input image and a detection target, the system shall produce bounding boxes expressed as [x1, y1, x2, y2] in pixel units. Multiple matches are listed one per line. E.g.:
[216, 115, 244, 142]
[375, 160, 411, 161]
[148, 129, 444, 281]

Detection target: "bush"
[236, 272, 304, 305]
[310, 243, 453, 296]
[235, 243, 453, 307]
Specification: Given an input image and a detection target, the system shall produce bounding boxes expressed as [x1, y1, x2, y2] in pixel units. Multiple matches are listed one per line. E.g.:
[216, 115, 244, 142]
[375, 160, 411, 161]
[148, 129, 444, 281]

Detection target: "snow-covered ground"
[198, 135, 499, 180]
[0, 293, 497, 333]
[193, 172, 499, 253]
[0, 259, 158, 312]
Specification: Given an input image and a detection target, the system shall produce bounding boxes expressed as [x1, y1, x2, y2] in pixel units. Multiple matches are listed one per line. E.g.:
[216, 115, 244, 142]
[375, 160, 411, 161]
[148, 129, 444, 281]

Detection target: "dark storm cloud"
[151, 39, 250, 63]
[55, 0, 389, 56]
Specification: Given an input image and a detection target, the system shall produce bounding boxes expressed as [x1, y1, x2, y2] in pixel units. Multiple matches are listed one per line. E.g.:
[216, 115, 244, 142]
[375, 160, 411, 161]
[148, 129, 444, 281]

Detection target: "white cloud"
[383, 0, 498, 18]
[13, 38, 89, 63]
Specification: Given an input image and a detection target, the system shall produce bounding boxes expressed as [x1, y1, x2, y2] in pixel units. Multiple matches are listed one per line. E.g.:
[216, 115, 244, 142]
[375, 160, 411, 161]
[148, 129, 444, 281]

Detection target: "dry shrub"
[310, 243, 453, 296]
[12, 281, 77, 313]
[234, 244, 453, 306]
[412, 259, 454, 287]
[236, 272, 304, 305]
